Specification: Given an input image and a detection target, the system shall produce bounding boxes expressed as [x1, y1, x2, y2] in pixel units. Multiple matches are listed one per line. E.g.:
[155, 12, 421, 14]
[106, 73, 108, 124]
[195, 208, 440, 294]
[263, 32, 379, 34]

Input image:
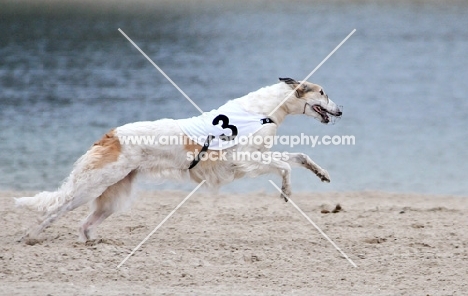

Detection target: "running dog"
[15, 77, 342, 241]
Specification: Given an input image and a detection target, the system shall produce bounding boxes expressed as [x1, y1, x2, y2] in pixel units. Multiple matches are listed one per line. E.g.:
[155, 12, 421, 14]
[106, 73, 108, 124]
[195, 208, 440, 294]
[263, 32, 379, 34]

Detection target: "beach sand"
[1, 190, 467, 295]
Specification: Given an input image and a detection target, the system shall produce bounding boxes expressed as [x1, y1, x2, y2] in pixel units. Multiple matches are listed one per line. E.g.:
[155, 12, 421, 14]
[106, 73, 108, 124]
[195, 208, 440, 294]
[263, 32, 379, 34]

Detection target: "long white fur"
[15, 79, 342, 241]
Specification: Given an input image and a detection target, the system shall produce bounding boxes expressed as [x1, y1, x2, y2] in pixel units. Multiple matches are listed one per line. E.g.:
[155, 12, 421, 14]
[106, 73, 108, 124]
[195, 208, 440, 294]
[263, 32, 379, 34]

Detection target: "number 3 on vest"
[212, 114, 238, 141]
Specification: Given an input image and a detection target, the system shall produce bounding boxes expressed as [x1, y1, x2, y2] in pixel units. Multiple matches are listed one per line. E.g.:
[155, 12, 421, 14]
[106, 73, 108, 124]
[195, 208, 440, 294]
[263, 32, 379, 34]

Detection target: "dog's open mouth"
[312, 105, 342, 124]
[312, 105, 330, 123]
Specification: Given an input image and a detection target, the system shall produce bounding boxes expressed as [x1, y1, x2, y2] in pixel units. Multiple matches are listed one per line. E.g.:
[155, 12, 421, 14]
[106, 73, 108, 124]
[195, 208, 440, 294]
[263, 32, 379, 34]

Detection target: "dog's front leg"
[264, 159, 292, 202]
[280, 166, 291, 202]
[284, 152, 330, 183]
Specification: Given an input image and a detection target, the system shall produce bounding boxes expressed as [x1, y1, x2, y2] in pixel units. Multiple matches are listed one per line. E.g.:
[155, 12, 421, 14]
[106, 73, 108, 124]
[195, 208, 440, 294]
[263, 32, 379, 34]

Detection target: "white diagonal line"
[117, 180, 206, 268]
[269, 180, 357, 268]
[269, 29, 356, 117]
[118, 28, 204, 114]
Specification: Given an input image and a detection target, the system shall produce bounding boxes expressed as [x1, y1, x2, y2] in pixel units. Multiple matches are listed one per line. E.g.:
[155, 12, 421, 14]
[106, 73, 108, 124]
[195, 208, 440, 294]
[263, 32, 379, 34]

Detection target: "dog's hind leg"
[20, 165, 136, 241]
[78, 209, 113, 242]
[78, 171, 137, 241]
[17, 129, 141, 241]
[284, 152, 330, 183]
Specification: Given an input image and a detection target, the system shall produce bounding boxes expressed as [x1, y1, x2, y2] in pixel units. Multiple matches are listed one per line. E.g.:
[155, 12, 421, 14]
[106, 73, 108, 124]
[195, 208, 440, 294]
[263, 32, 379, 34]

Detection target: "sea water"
[1, 0, 467, 195]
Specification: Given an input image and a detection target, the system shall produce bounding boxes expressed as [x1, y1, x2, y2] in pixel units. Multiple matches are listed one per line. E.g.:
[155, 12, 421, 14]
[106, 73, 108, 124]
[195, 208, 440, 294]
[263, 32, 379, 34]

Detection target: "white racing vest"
[176, 100, 273, 150]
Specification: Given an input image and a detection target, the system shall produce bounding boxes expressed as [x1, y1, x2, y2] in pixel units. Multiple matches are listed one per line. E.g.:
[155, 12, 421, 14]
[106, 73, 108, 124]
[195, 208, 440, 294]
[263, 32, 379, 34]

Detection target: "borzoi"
[15, 77, 342, 241]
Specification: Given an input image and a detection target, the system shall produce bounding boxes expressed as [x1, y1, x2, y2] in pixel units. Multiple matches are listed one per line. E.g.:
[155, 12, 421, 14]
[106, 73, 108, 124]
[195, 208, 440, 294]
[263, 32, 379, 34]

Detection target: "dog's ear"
[278, 77, 307, 98]
[279, 77, 299, 85]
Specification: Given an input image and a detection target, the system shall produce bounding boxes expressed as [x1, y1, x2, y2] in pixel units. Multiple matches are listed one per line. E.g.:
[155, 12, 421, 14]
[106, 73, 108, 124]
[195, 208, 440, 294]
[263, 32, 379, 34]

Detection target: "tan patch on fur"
[89, 129, 121, 169]
[285, 81, 314, 98]
[182, 135, 225, 169]
[183, 135, 224, 157]
[183, 135, 204, 154]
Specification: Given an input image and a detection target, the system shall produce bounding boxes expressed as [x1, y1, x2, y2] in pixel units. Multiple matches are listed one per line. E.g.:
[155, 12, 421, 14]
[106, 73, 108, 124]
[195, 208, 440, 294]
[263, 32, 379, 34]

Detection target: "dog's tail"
[14, 154, 87, 213]
[14, 153, 89, 213]
[15, 190, 68, 214]
[15, 129, 125, 215]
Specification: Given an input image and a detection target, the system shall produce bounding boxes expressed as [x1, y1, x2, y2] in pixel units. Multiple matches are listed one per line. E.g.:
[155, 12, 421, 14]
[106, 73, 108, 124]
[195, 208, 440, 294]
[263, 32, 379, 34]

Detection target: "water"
[1, 0, 467, 195]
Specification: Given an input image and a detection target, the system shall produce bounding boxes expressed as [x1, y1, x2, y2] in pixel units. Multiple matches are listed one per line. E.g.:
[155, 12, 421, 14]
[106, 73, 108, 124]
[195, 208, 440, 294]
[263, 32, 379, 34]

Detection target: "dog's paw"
[280, 186, 291, 202]
[318, 170, 330, 183]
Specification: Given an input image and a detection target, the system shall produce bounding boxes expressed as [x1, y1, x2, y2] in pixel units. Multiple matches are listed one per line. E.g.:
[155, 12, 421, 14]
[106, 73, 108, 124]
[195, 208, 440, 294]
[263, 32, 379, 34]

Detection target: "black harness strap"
[188, 117, 275, 169]
[188, 135, 214, 169]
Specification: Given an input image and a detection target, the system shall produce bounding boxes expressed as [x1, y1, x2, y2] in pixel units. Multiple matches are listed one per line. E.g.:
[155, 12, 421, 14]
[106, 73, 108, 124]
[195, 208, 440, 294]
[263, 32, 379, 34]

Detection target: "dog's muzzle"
[314, 105, 342, 123]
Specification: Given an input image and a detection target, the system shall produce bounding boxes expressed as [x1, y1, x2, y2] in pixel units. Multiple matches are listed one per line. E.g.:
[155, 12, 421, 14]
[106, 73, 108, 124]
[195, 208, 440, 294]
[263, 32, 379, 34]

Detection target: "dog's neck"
[235, 83, 300, 125]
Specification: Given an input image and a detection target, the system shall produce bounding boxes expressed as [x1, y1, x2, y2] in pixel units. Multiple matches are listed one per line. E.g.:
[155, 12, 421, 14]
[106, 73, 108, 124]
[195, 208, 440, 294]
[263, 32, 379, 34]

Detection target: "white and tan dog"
[16, 78, 342, 241]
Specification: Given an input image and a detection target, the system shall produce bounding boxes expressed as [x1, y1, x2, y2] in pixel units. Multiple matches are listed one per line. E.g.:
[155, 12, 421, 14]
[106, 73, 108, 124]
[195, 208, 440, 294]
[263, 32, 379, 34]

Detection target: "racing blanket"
[176, 100, 272, 150]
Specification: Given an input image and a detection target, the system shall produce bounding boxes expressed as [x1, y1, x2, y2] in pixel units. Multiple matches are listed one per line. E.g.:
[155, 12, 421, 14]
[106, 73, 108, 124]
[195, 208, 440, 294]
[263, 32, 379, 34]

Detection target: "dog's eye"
[320, 89, 324, 95]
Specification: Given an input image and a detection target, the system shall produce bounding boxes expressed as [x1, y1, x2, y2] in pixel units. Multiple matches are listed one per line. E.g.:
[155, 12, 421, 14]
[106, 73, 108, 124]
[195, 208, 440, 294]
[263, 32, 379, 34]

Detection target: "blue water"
[1, 1, 467, 195]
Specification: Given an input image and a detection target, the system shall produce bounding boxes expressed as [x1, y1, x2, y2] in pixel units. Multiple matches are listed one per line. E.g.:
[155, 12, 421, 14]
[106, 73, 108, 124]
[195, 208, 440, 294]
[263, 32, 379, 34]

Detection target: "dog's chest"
[176, 101, 272, 150]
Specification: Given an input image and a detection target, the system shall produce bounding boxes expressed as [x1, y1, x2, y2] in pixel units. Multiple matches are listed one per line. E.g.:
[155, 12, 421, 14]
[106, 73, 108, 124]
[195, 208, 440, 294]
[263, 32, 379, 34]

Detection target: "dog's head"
[279, 77, 342, 124]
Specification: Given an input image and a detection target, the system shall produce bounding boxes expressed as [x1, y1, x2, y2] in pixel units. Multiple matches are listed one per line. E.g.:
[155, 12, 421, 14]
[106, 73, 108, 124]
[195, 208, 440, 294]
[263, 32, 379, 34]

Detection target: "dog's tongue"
[313, 105, 321, 113]
[313, 105, 329, 121]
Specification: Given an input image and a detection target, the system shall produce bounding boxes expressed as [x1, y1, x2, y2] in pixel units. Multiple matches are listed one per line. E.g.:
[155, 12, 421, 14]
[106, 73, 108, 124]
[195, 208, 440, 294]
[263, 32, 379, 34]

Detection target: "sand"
[1, 190, 467, 295]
